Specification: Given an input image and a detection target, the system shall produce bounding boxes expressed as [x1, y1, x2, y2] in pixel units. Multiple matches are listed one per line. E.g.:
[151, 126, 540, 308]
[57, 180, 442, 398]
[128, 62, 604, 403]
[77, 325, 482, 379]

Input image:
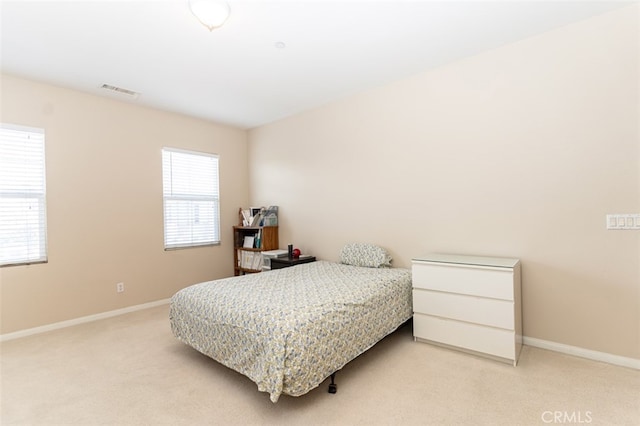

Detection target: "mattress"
[169, 260, 412, 402]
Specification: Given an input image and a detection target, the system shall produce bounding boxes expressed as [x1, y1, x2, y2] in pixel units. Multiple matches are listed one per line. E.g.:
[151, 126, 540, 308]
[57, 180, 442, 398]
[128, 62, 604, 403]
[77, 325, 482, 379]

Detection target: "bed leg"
[328, 373, 337, 394]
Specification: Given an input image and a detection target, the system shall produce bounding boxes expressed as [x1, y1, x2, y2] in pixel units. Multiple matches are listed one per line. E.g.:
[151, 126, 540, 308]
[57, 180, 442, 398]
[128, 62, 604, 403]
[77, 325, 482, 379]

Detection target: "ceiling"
[0, 0, 632, 129]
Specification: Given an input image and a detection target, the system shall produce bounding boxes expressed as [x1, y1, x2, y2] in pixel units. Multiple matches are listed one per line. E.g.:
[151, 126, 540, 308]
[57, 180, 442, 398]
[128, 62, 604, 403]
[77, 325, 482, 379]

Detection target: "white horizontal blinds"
[162, 148, 220, 249]
[0, 124, 48, 266]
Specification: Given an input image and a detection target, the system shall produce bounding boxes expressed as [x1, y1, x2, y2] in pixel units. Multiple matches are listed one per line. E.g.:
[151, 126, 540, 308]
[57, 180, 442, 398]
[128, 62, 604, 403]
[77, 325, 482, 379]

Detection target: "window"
[0, 124, 48, 266]
[162, 148, 220, 249]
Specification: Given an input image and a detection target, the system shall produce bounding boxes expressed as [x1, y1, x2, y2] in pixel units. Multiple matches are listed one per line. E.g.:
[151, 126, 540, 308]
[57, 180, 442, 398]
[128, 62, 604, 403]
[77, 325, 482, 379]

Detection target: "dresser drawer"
[413, 289, 514, 329]
[412, 262, 514, 300]
[414, 314, 516, 360]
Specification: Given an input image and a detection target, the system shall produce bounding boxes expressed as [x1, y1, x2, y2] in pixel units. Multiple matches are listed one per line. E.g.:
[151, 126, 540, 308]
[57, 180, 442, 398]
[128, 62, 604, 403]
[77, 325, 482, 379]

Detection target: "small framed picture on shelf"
[243, 236, 255, 248]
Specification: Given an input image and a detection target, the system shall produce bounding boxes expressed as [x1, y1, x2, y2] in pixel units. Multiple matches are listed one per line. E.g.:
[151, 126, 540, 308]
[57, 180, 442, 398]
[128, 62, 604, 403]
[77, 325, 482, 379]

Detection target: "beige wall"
[248, 6, 640, 359]
[1, 6, 638, 361]
[0, 74, 249, 334]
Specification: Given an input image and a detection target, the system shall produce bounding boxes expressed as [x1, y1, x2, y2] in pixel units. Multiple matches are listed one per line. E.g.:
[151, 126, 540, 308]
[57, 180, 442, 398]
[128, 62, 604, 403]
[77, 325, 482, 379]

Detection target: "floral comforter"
[169, 260, 412, 402]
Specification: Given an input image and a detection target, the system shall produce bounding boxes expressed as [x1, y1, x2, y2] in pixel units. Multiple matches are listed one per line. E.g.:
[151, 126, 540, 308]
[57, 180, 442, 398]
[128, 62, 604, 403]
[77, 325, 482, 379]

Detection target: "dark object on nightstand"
[270, 255, 316, 270]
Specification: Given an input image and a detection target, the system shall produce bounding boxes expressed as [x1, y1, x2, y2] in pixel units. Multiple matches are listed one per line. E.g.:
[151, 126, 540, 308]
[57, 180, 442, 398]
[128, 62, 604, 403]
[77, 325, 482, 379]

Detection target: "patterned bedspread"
[169, 260, 412, 402]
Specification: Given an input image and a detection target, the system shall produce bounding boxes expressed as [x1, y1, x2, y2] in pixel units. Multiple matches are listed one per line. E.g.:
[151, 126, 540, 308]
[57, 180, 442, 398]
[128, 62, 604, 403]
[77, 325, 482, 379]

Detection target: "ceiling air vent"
[100, 84, 140, 99]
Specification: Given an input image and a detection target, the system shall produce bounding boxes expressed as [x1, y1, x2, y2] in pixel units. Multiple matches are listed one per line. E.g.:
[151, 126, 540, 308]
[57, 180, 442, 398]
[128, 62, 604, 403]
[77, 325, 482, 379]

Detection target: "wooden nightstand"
[270, 255, 316, 270]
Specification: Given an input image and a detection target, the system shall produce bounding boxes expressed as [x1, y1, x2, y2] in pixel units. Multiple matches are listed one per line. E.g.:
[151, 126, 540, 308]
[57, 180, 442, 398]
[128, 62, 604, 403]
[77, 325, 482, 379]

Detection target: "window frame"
[161, 147, 221, 250]
[0, 123, 48, 267]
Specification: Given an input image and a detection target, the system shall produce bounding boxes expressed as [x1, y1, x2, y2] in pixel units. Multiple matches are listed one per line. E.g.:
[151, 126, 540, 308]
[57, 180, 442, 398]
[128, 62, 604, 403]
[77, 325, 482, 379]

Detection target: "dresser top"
[412, 253, 519, 268]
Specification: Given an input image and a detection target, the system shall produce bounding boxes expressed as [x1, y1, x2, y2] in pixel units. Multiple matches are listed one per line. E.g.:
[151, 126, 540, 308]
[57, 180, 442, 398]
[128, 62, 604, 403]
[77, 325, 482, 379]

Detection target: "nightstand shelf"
[270, 255, 316, 270]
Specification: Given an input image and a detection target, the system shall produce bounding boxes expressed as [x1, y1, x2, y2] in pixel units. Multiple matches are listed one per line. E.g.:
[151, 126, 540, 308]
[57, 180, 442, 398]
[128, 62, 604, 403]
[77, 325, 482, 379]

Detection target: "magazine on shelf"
[241, 209, 252, 226]
[239, 205, 278, 227]
[237, 250, 263, 271]
[263, 206, 278, 226]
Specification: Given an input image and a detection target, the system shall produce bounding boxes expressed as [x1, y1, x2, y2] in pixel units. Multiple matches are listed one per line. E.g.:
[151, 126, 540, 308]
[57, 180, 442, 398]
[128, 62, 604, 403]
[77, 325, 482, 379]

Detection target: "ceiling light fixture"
[188, 0, 230, 31]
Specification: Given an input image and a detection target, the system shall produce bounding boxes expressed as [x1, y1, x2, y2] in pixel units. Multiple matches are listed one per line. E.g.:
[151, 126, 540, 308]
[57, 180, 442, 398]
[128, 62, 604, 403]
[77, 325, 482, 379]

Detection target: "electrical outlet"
[116, 282, 125, 293]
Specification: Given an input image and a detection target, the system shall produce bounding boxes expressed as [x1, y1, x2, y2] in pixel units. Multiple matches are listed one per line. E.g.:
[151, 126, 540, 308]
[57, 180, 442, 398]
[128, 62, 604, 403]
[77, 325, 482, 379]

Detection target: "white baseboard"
[3, 303, 639, 372]
[0, 299, 171, 342]
[523, 336, 640, 370]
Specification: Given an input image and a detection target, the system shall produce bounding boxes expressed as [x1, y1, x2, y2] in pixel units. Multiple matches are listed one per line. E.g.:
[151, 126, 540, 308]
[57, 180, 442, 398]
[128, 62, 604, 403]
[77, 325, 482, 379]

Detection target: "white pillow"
[340, 243, 392, 268]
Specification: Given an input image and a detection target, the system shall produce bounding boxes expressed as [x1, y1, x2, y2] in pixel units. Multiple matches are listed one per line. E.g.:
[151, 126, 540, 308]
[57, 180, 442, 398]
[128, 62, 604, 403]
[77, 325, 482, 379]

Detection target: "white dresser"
[412, 253, 522, 366]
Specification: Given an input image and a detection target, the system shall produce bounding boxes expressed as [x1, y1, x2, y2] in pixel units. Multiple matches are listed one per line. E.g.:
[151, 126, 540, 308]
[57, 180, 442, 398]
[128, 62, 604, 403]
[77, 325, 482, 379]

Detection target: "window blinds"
[0, 124, 48, 266]
[162, 148, 220, 249]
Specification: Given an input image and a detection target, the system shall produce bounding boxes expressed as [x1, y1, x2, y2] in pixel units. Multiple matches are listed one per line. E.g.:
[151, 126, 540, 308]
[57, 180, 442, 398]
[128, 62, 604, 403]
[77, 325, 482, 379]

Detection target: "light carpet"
[1, 305, 638, 425]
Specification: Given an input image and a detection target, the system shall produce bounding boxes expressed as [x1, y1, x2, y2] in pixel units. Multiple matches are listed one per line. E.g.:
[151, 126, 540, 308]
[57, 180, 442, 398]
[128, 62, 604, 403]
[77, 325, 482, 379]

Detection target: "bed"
[169, 244, 412, 403]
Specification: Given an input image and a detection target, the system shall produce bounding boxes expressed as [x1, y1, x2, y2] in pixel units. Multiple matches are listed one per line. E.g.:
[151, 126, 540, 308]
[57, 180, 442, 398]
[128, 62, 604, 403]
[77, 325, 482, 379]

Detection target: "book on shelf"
[254, 253, 263, 270]
[237, 250, 263, 271]
[250, 211, 263, 227]
[240, 209, 252, 226]
[255, 229, 261, 248]
[239, 205, 278, 227]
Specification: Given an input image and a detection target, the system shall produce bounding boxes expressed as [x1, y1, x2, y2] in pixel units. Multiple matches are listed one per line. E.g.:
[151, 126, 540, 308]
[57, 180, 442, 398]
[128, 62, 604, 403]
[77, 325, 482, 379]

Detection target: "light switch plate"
[606, 214, 640, 230]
